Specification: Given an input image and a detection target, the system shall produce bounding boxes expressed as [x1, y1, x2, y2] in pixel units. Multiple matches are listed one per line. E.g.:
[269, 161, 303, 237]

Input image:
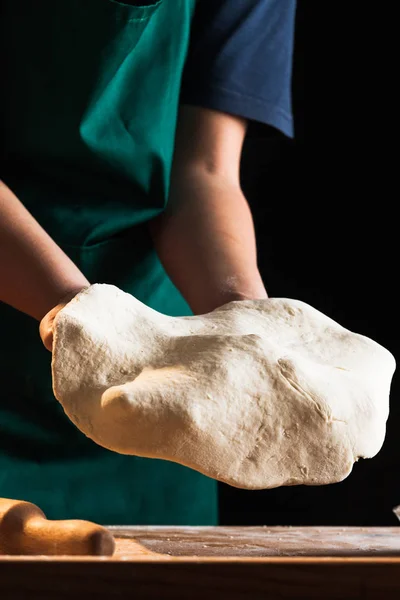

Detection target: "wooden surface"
[110, 525, 400, 557]
[1, 526, 400, 599]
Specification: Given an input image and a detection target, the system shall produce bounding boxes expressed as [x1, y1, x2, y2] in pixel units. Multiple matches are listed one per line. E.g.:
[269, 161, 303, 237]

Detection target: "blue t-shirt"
[181, 0, 296, 138]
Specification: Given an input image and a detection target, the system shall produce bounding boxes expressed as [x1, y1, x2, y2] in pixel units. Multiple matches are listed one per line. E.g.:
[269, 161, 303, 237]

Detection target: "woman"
[0, 0, 295, 524]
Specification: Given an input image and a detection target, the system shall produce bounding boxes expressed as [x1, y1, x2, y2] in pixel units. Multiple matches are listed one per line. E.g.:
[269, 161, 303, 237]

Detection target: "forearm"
[151, 169, 267, 315]
[0, 180, 89, 321]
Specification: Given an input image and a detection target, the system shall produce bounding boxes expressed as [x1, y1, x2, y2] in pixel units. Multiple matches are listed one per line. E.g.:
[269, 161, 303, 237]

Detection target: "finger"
[39, 315, 55, 352]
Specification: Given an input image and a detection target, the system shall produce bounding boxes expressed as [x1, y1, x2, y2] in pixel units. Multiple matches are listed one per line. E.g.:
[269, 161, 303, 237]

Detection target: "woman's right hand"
[1, 179, 90, 348]
[39, 288, 87, 352]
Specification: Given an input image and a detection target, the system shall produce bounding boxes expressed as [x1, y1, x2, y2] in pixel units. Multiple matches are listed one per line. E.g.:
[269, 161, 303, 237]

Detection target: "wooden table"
[1, 526, 400, 599]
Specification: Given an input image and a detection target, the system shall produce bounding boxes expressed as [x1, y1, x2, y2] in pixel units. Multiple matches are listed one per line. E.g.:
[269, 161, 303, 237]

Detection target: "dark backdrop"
[218, 0, 399, 526]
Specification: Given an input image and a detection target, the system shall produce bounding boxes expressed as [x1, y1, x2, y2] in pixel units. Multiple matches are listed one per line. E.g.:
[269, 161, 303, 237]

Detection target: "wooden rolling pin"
[0, 498, 115, 556]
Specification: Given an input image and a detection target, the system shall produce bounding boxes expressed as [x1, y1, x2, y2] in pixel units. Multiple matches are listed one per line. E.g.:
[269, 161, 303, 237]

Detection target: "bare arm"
[150, 106, 267, 315]
[0, 180, 89, 322]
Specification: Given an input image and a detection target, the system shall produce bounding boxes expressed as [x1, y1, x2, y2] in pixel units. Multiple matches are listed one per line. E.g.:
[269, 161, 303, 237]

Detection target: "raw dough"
[52, 284, 395, 489]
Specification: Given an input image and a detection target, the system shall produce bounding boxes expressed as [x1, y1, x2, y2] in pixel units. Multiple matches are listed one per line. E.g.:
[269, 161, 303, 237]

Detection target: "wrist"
[192, 275, 268, 315]
[55, 285, 90, 309]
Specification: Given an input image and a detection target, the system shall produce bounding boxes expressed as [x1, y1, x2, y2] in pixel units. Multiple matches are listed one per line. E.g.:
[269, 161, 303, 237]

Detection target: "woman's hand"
[0, 179, 89, 350]
[0, 180, 90, 323]
[39, 289, 87, 352]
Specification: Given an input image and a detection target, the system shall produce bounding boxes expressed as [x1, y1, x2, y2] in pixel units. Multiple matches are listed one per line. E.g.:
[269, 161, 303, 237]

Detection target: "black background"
[218, 0, 399, 526]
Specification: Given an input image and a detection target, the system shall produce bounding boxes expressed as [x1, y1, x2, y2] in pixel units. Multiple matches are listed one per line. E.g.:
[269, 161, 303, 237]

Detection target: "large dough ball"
[52, 285, 395, 489]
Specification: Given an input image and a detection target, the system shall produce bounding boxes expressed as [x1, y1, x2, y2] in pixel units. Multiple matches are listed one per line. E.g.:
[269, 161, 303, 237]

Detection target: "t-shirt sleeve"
[180, 0, 296, 138]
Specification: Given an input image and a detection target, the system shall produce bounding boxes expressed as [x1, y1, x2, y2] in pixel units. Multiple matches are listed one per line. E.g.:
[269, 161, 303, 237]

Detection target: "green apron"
[0, 0, 217, 525]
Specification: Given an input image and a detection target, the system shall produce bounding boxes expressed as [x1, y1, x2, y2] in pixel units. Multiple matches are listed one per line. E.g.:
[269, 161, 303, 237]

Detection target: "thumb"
[39, 305, 63, 352]
[39, 288, 87, 352]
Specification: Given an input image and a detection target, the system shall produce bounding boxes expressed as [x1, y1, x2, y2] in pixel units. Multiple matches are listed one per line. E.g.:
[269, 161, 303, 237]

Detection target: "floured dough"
[52, 284, 395, 489]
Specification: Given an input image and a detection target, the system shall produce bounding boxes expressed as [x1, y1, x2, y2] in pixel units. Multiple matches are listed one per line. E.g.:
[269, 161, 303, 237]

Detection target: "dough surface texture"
[52, 284, 395, 489]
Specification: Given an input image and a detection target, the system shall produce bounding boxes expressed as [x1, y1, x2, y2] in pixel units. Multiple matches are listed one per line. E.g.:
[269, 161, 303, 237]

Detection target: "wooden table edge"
[1, 555, 400, 563]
